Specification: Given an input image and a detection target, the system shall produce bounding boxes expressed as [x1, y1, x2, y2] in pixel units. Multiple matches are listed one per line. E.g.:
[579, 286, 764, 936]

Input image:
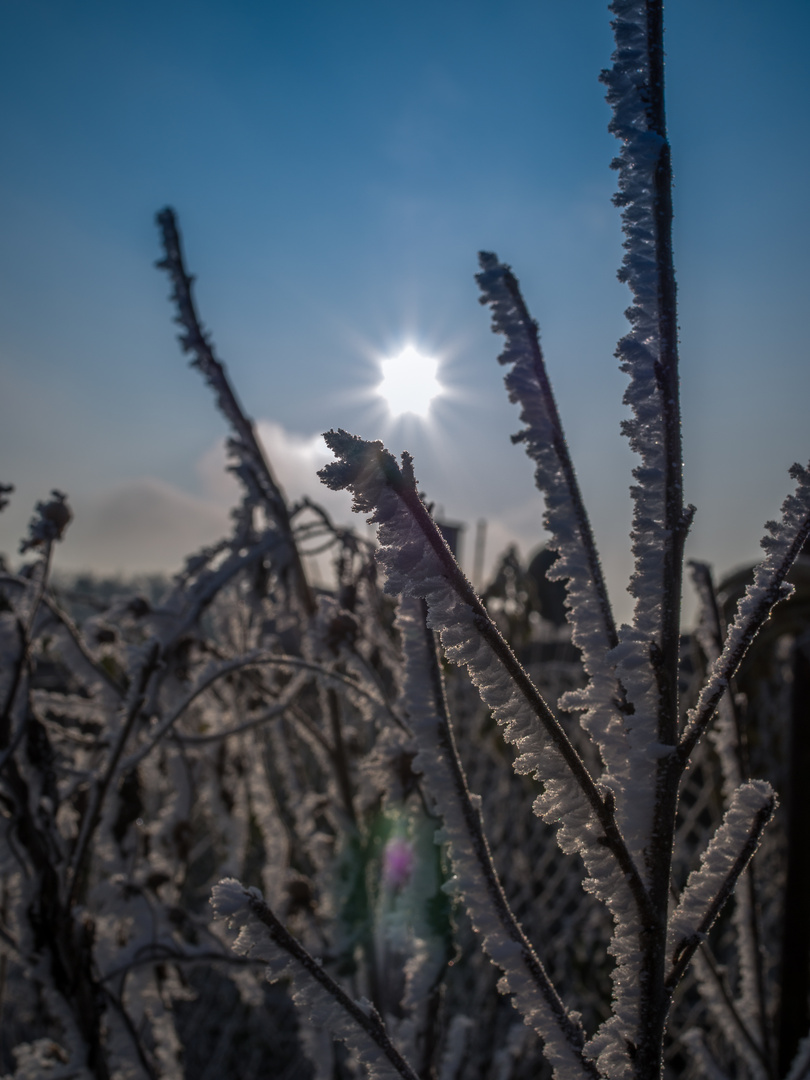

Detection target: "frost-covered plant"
[0, 345, 412, 1076]
[2, 3, 809, 1080]
[0, 209, 415, 1079]
[218, 1, 810, 1077]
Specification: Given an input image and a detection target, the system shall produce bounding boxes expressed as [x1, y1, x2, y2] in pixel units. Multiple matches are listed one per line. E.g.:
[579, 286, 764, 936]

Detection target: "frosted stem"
[475, 254, 618, 654]
[666, 784, 776, 996]
[401, 599, 597, 1080]
[0, 546, 62, 778]
[320, 431, 652, 925]
[682, 462, 810, 762]
[155, 207, 315, 615]
[213, 881, 421, 1080]
[689, 560, 772, 1062]
[688, 561, 749, 788]
[602, 4, 694, 1073]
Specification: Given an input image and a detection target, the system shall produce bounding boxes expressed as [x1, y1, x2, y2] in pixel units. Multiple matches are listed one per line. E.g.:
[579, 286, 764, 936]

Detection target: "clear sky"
[1, 0, 809, 624]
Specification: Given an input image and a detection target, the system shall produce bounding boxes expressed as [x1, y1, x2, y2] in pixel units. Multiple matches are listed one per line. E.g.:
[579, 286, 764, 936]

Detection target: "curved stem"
[155, 207, 315, 616]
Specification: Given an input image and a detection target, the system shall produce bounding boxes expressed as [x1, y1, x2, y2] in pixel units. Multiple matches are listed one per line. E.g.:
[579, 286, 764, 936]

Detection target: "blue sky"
[1, 0, 809, 622]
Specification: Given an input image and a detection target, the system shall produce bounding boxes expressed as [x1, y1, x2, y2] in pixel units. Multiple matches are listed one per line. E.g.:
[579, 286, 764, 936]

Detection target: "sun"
[376, 346, 443, 418]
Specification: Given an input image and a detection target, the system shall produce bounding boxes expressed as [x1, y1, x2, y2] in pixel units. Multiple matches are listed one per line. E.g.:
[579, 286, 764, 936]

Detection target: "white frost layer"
[667, 781, 774, 957]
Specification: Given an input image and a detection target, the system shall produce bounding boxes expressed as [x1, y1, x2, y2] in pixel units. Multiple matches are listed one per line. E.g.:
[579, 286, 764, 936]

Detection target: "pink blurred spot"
[383, 837, 414, 890]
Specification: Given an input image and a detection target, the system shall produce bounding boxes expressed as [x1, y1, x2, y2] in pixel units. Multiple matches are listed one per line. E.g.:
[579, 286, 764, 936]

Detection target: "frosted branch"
[476, 253, 626, 760]
[155, 207, 315, 615]
[603, 0, 689, 740]
[211, 879, 421, 1080]
[682, 462, 810, 760]
[687, 945, 771, 1079]
[319, 430, 651, 918]
[0, 546, 57, 774]
[154, 209, 284, 516]
[398, 599, 597, 1080]
[666, 781, 776, 993]
[688, 561, 771, 1056]
[688, 561, 746, 794]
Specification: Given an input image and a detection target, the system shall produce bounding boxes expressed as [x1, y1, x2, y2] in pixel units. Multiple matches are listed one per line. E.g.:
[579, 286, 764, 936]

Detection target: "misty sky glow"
[1, 0, 809, 622]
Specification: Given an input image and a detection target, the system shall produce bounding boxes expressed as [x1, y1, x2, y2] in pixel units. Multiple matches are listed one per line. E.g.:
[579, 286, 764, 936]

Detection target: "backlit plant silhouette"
[1, 2, 809, 1079]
